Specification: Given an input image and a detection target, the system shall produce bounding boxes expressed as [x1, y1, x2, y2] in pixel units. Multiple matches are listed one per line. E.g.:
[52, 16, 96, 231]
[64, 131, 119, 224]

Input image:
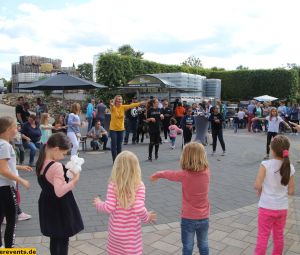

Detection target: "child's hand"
[149, 175, 159, 182]
[20, 179, 30, 190]
[148, 211, 157, 223]
[256, 187, 262, 197]
[17, 165, 33, 172]
[93, 196, 102, 207]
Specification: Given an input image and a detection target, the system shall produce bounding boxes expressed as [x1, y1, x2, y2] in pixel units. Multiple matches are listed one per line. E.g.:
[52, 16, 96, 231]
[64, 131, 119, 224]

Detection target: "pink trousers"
[255, 207, 287, 255]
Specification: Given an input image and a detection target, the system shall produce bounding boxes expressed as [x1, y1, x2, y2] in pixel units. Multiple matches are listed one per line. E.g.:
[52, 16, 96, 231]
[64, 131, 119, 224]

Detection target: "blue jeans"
[23, 141, 41, 164]
[170, 137, 176, 146]
[181, 218, 209, 255]
[124, 120, 137, 143]
[110, 130, 124, 162]
[86, 117, 93, 131]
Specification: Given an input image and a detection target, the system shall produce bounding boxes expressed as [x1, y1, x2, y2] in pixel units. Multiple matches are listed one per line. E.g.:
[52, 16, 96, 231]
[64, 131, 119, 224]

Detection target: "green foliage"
[236, 65, 249, 70]
[181, 56, 203, 68]
[6, 80, 12, 92]
[207, 69, 299, 101]
[118, 44, 144, 59]
[77, 63, 93, 81]
[43, 90, 52, 97]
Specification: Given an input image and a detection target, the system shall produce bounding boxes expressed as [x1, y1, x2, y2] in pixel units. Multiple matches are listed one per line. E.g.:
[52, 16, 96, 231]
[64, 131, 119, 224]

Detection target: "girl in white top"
[254, 135, 295, 255]
[252, 107, 291, 159]
[0, 116, 31, 248]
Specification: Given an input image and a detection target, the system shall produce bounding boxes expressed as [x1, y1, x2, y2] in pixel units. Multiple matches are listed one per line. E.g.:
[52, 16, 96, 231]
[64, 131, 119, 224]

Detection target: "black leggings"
[266, 132, 277, 155]
[148, 132, 160, 159]
[212, 129, 226, 152]
[50, 237, 69, 255]
[0, 186, 17, 248]
[162, 122, 170, 140]
[183, 128, 193, 145]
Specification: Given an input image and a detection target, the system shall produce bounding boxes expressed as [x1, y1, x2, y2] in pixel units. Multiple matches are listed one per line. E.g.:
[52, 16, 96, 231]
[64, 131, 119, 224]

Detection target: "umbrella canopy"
[18, 72, 106, 90]
[254, 95, 278, 102]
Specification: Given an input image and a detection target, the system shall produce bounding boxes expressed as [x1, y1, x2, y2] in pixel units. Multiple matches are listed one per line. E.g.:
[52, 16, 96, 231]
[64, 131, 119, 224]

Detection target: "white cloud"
[1, 0, 300, 79]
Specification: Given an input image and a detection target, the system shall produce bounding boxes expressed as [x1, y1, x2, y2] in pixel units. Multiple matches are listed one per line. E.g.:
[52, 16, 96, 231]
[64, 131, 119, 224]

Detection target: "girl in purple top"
[150, 142, 210, 255]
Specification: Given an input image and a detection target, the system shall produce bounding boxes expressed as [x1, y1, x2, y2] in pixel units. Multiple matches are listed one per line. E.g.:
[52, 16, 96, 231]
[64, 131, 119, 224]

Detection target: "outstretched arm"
[150, 170, 184, 182]
[94, 182, 117, 214]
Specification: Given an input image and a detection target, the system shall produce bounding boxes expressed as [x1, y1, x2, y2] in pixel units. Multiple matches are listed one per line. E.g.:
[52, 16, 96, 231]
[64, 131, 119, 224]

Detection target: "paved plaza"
[1, 101, 300, 254]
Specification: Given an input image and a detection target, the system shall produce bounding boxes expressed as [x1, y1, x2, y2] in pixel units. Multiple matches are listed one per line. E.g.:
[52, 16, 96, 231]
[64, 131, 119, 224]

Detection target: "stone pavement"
[1, 100, 300, 254]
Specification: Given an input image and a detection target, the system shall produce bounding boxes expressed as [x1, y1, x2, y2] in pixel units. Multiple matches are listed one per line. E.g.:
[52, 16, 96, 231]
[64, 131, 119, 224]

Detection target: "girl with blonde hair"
[94, 151, 156, 255]
[40, 113, 53, 144]
[150, 142, 210, 255]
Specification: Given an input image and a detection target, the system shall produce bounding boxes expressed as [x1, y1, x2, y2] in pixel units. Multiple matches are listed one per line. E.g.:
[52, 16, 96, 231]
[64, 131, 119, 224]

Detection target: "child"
[40, 113, 53, 144]
[13, 122, 25, 164]
[0, 116, 31, 248]
[36, 132, 83, 255]
[208, 106, 226, 155]
[94, 151, 156, 255]
[252, 107, 291, 159]
[180, 107, 195, 145]
[169, 118, 182, 149]
[254, 135, 295, 254]
[150, 142, 210, 255]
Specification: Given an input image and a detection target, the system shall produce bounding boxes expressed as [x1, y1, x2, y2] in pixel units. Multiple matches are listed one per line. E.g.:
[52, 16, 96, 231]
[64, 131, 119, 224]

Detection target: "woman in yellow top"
[109, 95, 144, 161]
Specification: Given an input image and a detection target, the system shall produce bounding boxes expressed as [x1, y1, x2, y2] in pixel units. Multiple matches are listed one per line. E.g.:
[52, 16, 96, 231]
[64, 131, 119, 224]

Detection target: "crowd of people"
[0, 95, 299, 255]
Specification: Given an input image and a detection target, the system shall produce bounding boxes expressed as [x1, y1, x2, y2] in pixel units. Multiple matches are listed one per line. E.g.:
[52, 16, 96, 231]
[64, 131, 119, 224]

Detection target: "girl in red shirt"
[150, 142, 210, 255]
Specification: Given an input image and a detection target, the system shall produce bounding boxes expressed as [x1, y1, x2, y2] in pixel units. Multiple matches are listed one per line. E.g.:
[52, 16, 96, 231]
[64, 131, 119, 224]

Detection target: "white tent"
[254, 95, 278, 102]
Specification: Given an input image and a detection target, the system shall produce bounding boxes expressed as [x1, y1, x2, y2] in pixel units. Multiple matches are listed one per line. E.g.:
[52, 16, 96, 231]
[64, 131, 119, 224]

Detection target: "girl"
[180, 107, 195, 145]
[208, 106, 226, 156]
[252, 107, 291, 159]
[150, 142, 210, 255]
[109, 95, 144, 162]
[169, 118, 182, 149]
[94, 151, 156, 255]
[254, 135, 295, 255]
[146, 98, 164, 161]
[36, 132, 83, 255]
[67, 103, 81, 156]
[40, 113, 53, 144]
[52, 114, 67, 134]
[0, 116, 31, 248]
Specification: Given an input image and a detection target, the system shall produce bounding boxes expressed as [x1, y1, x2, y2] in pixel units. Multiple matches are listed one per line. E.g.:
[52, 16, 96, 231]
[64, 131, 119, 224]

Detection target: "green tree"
[181, 56, 203, 68]
[118, 44, 144, 59]
[77, 63, 93, 81]
[236, 65, 249, 70]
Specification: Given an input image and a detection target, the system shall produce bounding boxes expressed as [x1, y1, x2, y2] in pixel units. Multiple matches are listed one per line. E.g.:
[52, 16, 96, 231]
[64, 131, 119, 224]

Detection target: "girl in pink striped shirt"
[94, 151, 156, 255]
[150, 142, 210, 255]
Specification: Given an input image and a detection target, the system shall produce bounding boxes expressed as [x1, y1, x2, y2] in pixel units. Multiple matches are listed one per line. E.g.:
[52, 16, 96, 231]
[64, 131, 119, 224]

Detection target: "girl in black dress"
[36, 133, 83, 255]
[146, 98, 164, 161]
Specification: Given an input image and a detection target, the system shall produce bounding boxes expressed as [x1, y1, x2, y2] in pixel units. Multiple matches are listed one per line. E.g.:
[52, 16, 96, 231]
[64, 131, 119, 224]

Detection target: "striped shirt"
[96, 182, 151, 255]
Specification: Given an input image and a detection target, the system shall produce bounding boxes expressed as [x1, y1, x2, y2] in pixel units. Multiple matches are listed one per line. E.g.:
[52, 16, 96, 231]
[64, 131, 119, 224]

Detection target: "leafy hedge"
[206, 69, 299, 101]
[96, 52, 299, 101]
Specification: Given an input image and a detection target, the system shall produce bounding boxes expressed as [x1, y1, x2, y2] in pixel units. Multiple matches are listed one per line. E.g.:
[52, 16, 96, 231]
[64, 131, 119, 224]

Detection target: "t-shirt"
[0, 139, 18, 187]
[161, 107, 173, 124]
[35, 103, 47, 117]
[266, 116, 283, 133]
[21, 110, 30, 123]
[238, 111, 245, 120]
[67, 113, 81, 133]
[86, 103, 94, 118]
[21, 122, 42, 143]
[258, 159, 295, 210]
[208, 113, 224, 130]
[96, 103, 107, 120]
[40, 124, 52, 144]
[147, 107, 161, 133]
[88, 126, 106, 139]
[180, 115, 195, 130]
[15, 104, 24, 122]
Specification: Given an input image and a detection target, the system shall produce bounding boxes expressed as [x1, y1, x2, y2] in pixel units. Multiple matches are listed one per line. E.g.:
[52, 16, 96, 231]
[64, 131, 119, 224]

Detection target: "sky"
[1, 0, 300, 80]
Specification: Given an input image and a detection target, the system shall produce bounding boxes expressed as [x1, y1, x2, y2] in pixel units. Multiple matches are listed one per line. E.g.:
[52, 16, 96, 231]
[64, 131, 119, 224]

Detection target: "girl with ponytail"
[254, 135, 295, 254]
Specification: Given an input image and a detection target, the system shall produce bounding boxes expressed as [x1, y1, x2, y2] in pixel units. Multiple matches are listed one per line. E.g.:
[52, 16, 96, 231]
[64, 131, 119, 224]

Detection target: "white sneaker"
[2, 217, 6, 224]
[18, 212, 32, 221]
[221, 151, 226, 156]
[164, 139, 168, 143]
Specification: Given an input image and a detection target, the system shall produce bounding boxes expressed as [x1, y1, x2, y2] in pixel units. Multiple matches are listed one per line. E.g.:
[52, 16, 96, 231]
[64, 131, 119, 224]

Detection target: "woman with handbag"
[67, 103, 81, 156]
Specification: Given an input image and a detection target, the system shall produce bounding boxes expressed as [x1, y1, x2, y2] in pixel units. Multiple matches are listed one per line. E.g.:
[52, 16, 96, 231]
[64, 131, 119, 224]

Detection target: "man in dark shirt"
[124, 98, 139, 145]
[15, 96, 25, 124]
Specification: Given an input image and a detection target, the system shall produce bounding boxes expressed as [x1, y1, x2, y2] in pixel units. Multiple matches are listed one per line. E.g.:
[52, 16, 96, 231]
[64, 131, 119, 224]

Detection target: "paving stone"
[154, 223, 171, 231]
[209, 239, 227, 251]
[144, 233, 165, 245]
[76, 232, 93, 240]
[218, 245, 244, 255]
[151, 240, 180, 253]
[228, 229, 250, 240]
[160, 232, 181, 245]
[75, 243, 104, 254]
[209, 230, 230, 241]
[93, 231, 108, 239]
[221, 237, 249, 249]
[23, 236, 42, 244]
[289, 241, 300, 253]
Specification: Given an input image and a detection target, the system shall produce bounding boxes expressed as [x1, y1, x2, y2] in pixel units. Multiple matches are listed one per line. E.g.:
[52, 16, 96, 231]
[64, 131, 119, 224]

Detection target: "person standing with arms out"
[86, 98, 95, 132]
[161, 99, 173, 143]
[252, 108, 291, 160]
[94, 151, 156, 255]
[109, 95, 144, 162]
[150, 142, 210, 255]
[0, 116, 31, 248]
[254, 135, 295, 255]
[67, 103, 81, 156]
[180, 107, 195, 145]
[146, 98, 164, 161]
[36, 133, 83, 255]
[209, 106, 226, 156]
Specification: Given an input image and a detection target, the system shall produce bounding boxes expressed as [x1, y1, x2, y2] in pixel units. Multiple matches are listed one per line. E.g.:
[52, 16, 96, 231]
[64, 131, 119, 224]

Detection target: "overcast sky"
[1, 0, 299, 79]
